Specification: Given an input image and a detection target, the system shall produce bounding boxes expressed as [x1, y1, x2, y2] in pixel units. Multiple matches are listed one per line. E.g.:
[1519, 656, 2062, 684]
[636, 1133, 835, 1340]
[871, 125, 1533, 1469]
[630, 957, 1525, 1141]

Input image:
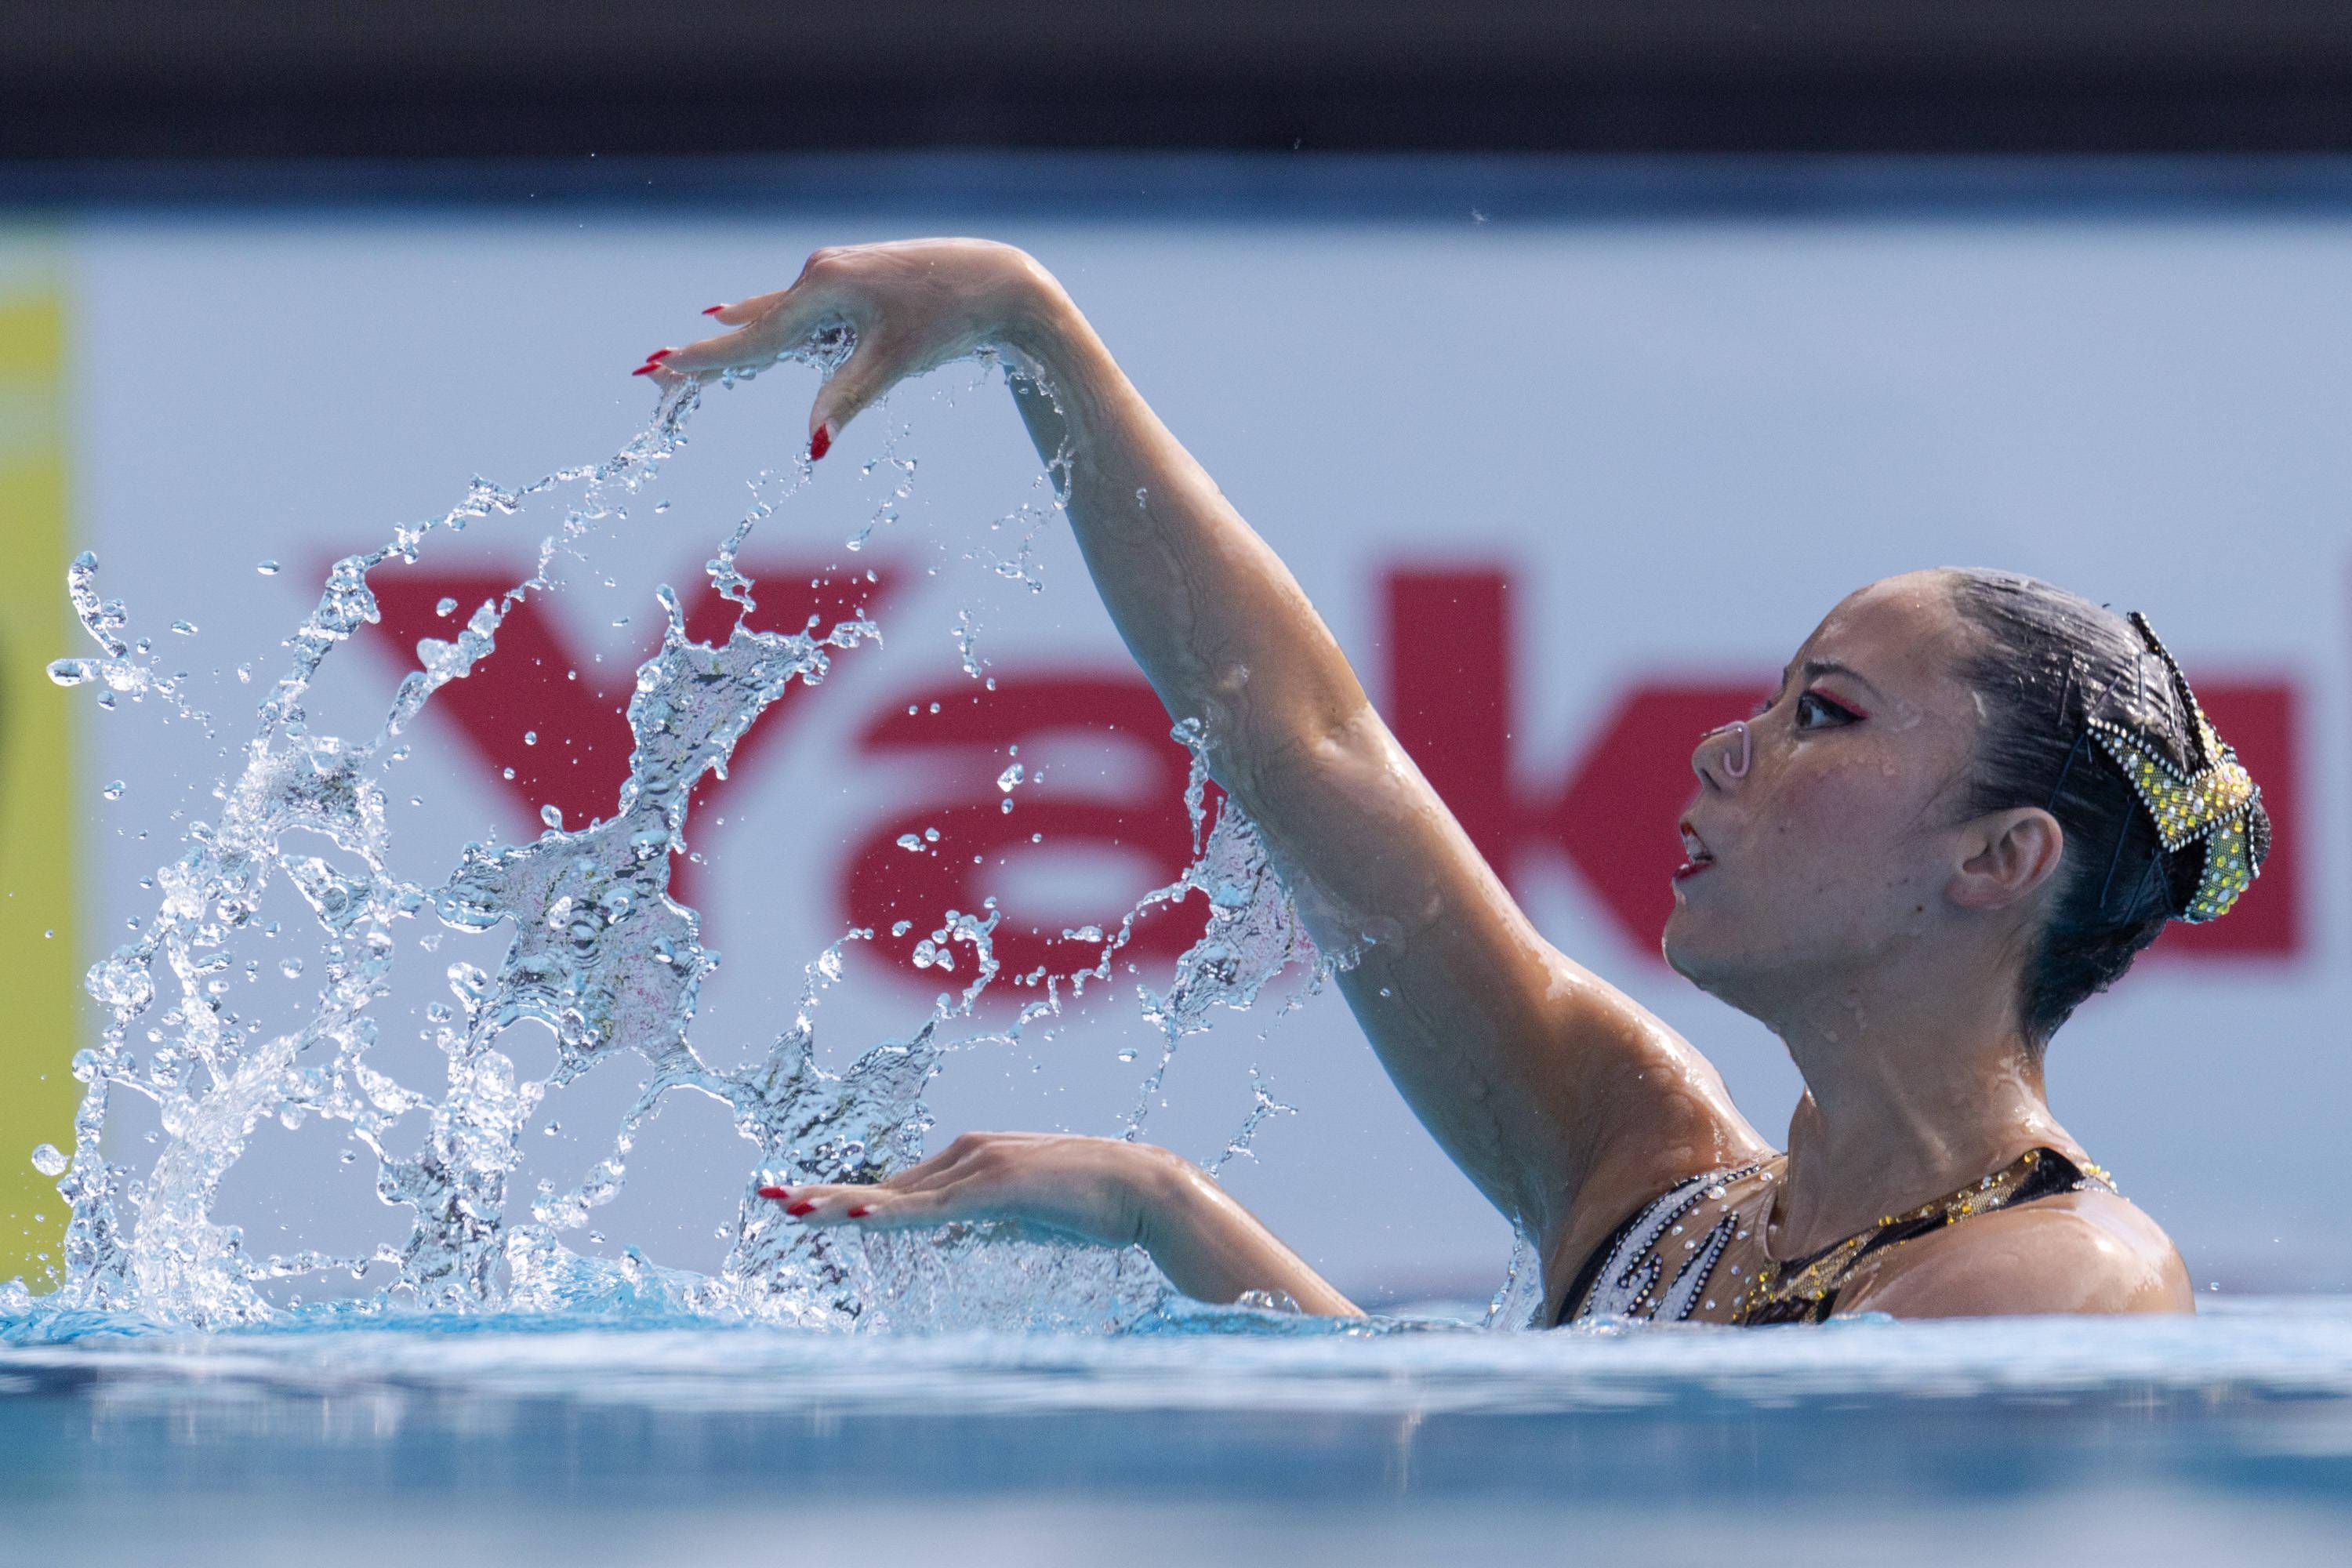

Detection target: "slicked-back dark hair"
[1943, 569, 2271, 1049]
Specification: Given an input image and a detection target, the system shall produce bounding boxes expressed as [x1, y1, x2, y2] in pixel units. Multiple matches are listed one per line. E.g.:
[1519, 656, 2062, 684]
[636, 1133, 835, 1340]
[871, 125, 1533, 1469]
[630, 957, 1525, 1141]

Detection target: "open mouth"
[1674, 819, 1715, 882]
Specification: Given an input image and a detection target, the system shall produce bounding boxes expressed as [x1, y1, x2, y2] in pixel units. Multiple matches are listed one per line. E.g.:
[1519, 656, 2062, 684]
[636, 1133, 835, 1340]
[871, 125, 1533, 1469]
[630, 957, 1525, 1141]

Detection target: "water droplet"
[278, 956, 304, 979]
[256, 559, 281, 575]
[895, 833, 924, 852]
[169, 619, 198, 636]
[100, 779, 125, 800]
[30, 1144, 67, 1178]
[541, 804, 564, 830]
[523, 731, 538, 746]
[46, 659, 96, 687]
[435, 597, 459, 618]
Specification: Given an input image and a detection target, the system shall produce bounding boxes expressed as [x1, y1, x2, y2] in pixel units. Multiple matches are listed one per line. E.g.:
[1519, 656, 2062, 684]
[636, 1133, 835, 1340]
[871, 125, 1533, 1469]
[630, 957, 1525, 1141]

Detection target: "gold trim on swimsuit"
[1560, 1147, 2115, 1328]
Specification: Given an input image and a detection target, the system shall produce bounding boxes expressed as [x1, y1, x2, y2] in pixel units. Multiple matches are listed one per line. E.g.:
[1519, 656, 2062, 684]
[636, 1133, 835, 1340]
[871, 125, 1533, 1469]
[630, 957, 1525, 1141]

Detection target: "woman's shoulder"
[1839, 1185, 2194, 1319]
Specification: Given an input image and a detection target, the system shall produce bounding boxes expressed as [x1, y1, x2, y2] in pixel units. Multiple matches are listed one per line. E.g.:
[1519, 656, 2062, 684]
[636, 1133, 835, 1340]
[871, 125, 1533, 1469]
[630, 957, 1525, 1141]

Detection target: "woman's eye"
[1795, 691, 1857, 728]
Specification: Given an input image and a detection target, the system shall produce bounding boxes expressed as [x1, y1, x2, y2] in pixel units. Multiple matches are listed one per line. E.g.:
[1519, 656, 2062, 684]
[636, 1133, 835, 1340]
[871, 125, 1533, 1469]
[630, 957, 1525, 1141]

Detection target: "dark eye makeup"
[1795, 690, 1863, 728]
[1750, 688, 1864, 727]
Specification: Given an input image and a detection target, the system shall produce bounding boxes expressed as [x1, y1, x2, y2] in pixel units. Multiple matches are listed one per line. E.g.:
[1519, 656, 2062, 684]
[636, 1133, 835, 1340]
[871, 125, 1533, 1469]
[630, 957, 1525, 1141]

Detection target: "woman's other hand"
[760, 1131, 1361, 1315]
[634, 239, 1064, 459]
[760, 1131, 1176, 1249]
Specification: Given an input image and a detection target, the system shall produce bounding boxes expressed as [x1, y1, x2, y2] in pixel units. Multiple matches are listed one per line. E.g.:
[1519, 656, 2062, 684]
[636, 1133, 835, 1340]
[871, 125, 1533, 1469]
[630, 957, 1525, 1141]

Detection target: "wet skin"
[1665, 575, 2188, 1314]
[643, 241, 2190, 1319]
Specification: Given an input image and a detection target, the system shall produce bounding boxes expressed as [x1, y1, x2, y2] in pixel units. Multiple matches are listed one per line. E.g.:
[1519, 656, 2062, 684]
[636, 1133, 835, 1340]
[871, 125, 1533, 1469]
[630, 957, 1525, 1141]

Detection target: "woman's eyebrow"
[1802, 658, 1886, 699]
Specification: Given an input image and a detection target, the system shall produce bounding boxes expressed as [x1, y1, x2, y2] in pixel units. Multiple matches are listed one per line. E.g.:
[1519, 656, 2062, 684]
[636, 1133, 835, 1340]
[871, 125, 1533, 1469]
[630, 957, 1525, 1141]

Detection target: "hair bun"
[1947, 569, 2267, 1045]
[2087, 612, 2266, 925]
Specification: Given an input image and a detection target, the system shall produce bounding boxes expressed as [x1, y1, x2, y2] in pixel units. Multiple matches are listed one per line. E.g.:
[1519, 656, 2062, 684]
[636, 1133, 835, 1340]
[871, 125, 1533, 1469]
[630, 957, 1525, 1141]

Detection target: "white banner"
[33, 205, 2350, 1301]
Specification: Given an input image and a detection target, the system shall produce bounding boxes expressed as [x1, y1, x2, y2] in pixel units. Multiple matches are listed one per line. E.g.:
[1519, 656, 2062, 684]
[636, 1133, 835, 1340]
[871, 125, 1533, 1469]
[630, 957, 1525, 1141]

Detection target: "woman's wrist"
[1120, 1143, 1212, 1252]
[995, 258, 1092, 379]
[1121, 1145, 1360, 1316]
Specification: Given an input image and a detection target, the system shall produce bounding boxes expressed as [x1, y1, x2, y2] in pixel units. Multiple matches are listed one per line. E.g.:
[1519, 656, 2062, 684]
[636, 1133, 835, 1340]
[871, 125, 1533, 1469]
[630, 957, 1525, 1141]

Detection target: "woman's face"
[1661, 571, 1996, 1017]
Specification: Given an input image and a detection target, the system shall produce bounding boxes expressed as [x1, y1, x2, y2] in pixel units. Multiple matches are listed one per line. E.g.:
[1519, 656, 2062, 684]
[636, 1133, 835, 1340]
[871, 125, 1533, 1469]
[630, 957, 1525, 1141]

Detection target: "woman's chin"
[1661, 914, 1744, 997]
[1660, 917, 1708, 985]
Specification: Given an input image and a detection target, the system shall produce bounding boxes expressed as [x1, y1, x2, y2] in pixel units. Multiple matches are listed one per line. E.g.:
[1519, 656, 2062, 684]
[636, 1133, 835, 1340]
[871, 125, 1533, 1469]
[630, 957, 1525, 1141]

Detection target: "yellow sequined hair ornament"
[2082, 612, 2265, 924]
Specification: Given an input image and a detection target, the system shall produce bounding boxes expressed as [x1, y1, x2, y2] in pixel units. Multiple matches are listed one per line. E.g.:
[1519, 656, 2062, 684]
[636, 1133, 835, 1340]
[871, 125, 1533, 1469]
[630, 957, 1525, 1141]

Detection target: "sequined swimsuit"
[1555, 1147, 2115, 1327]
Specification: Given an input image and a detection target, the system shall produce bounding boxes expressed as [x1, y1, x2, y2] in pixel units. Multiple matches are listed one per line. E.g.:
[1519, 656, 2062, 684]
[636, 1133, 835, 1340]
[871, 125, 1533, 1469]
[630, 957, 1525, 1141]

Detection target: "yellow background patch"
[0, 260, 78, 1287]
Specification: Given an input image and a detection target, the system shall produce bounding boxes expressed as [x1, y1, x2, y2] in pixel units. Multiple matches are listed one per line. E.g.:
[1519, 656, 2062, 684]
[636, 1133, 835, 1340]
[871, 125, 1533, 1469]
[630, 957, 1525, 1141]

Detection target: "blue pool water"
[9, 1297, 2352, 1566]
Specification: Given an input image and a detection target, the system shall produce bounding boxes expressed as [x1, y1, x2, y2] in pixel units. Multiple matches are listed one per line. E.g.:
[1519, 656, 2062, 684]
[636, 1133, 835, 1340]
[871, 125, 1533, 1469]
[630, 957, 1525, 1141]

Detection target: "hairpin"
[2085, 612, 2262, 924]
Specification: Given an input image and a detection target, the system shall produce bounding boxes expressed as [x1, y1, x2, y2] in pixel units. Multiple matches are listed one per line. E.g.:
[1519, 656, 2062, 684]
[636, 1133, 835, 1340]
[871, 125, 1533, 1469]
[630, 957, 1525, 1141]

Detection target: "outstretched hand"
[633, 239, 1062, 459]
[758, 1131, 1177, 1250]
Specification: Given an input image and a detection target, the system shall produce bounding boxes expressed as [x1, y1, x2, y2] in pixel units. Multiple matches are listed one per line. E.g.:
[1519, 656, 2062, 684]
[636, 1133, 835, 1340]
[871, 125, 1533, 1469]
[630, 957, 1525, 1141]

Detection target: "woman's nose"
[1691, 719, 1751, 786]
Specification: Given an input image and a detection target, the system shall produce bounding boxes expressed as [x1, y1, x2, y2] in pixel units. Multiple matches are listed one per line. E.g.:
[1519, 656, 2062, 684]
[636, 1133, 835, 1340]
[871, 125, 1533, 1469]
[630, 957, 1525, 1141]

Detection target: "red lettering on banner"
[361, 560, 895, 909]
[844, 677, 1211, 980]
[1381, 568, 1752, 958]
[356, 556, 2300, 973]
[1381, 568, 2300, 961]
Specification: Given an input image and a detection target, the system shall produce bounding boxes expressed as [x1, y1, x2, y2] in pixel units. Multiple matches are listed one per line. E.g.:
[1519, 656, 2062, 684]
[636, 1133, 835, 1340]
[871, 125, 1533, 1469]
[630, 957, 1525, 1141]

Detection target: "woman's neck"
[1766, 971, 2073, 1260]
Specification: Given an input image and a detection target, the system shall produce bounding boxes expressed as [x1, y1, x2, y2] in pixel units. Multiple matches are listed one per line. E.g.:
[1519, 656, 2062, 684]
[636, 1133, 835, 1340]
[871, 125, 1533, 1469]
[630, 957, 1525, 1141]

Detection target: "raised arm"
[652, 241, 1766, 1265]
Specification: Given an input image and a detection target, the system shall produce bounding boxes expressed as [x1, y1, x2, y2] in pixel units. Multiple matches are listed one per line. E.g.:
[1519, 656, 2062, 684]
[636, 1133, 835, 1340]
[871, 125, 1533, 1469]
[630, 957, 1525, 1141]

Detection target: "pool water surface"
[7, 1296, 2352, 1565]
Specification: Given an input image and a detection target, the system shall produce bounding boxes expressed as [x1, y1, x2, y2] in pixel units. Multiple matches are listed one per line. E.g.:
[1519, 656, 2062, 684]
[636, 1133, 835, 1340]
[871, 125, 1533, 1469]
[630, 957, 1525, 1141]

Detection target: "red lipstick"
[1674, 818, 1715, 882]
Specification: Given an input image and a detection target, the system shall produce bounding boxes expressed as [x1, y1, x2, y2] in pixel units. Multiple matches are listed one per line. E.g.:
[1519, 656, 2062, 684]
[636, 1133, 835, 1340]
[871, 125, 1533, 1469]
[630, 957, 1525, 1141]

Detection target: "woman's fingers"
[769, 1180, 981, 1231]
[753, 1181, 873, 1221]
[754, 1133, 1058, 1226]
[805, 327, 910, 453]
[855, 1144, 971, 1195]
[653, 318, 793, 377]
[702, 288, 791, 328]
[650, 274, 846, 377]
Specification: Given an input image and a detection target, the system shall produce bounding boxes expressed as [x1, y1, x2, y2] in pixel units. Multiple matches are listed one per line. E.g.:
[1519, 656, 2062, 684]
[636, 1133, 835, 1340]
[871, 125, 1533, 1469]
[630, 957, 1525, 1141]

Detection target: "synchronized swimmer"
[637, 239, 2268, 1325]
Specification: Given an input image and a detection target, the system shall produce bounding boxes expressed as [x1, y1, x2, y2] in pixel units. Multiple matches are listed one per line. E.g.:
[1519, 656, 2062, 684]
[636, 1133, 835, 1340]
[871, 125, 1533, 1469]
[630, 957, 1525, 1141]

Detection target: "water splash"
[16, 382, 1348, 1337]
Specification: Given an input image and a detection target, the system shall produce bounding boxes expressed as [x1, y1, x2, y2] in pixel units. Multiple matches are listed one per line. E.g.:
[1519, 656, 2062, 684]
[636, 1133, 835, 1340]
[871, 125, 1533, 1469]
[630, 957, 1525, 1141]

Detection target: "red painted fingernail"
[703, 304, 727, 316]
[846, 1205, 871, 1218]
[756, 1186, 790, 1201]
[785, 1201, 817, 1217]
[646, 348, 673, 362]
[808, 426, 831, 462]
[631, 363, 660, 377]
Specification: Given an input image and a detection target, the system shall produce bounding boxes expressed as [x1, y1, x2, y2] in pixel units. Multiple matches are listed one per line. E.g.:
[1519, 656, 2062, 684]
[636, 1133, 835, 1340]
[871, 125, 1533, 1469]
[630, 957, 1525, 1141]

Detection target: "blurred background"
[1, 2, 2347, 1308]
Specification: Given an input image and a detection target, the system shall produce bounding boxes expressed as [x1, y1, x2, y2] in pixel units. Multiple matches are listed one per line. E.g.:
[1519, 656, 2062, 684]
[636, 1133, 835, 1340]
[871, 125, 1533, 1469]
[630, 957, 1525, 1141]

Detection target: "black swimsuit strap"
[1557, 1148, 2111, 1328]
[1767, 1149, 2100, 1311]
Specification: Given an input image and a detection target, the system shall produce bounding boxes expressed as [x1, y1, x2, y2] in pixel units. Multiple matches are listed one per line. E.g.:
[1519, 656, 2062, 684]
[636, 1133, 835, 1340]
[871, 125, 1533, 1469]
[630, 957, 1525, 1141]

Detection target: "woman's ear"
[1950, 808, 2067, 913]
